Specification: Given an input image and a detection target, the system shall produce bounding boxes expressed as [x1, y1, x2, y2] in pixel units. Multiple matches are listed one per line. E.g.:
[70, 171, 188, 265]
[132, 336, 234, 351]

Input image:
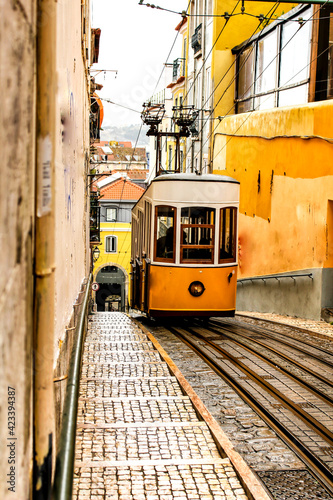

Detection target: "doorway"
[95, 265, 126, 312]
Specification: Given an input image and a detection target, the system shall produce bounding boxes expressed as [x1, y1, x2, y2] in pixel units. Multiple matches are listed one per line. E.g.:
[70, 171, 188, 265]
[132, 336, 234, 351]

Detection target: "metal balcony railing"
[172, 58, 185, 82]
[191, 24, 202, 55]
[90, 195, 100, 243]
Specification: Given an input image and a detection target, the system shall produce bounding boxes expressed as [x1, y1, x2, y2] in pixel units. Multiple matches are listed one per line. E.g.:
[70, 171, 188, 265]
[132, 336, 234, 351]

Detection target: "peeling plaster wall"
[213, 101, 333, 319]
[0, 1, 36, 498]
[53, 0, 90, 361]
[0, 1, 91, 497]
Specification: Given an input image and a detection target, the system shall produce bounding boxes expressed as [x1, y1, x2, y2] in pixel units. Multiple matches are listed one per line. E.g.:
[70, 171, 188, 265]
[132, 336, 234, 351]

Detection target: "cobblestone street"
[73, 313, 254, 499]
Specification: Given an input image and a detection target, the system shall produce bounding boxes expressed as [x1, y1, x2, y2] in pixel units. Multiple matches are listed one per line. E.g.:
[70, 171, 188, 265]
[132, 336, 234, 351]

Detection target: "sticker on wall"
[37, 136, 52, 217]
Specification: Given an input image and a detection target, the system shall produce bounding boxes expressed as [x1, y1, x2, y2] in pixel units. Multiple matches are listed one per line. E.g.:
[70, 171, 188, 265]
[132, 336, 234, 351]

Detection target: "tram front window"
[220, 207, 237, 262]
[155, 206, 176, 262]
[181, 207, 215, 263]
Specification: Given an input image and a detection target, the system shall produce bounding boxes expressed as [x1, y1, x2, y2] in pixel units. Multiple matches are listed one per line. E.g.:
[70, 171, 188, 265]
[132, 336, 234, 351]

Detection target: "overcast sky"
[92, 0, 188, 131]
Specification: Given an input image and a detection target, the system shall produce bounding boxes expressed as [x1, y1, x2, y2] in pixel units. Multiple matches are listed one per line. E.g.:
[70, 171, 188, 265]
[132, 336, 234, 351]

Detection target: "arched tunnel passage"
[95, 265, 127, 312]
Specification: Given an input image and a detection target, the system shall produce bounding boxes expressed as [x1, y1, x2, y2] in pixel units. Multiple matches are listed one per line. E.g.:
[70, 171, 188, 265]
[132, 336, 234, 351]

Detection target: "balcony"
[90, 193, 100, 243]
[172, 58, 185, 82]
[191, 24, 202, 56]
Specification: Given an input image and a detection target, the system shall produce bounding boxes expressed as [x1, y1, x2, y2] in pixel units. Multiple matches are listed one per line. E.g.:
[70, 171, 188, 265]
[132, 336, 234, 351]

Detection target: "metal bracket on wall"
[238, 273, 313, 285]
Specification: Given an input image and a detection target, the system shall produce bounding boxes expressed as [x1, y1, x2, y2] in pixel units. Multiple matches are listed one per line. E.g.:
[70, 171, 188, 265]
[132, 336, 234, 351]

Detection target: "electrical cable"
[99, 98, 142, 115]
[193, 2, 323, 168]
[192, 9, 279, 167]
[180, 1, 280, 173]
[150, 0, 192, 97]
[182, 1, 241, 106]
[167, 0, 243, 172]
[212, 26, 333, 161]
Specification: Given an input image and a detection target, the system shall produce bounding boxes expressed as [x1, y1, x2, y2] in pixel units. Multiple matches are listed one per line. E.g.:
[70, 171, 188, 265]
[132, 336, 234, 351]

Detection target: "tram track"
[162, 320, 333, 497]
[216, 317, 333, 367]
[206, 320, 333, 396]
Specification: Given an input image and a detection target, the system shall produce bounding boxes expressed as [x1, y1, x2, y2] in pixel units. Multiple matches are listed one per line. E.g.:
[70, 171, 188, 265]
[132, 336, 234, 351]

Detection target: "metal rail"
[210, 320, 333, 376]
[205, 320, 333, 404]
[52, 273, 92, 500]
[167, 323, 333, 496]
[238, 273, 313, 284]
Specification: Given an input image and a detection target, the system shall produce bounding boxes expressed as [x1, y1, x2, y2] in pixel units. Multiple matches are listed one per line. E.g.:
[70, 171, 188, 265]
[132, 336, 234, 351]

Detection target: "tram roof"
[151, 173, 240, 184]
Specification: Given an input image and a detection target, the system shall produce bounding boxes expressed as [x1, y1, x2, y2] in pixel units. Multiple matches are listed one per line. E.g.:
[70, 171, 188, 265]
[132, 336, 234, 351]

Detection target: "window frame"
[180, 223, 215, 264]
[105, 235, 117, 254]
[154, 205, 177, 263]
[219, 207, 237, 264]
[180, 207, 215, 264]
[106, 207, 117, 222]
[234, 5, 313, 113]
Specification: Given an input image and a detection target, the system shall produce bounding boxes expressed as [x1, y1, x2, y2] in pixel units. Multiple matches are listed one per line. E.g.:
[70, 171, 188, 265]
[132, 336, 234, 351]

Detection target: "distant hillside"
[100, 124, 150, 147]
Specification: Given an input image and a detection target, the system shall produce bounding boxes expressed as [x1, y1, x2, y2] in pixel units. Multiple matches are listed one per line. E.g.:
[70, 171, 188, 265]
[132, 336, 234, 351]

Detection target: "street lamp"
[92, 246, 100, 263]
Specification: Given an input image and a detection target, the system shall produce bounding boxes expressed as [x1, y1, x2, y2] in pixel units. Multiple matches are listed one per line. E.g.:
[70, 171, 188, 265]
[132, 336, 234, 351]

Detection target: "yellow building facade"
[209, 2, 333, 319]
[93, 222, 132, 311]
[92, 177, 145, 311]
[164, 1, 332, 319]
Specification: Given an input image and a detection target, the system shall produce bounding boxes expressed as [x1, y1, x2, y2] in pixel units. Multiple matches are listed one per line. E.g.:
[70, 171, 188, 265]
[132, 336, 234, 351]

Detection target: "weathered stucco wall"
[0, 1, 36, 498]
[53, 0, 90, 360]
[1, 0, 91, 497]
[213, 101, 333, 319]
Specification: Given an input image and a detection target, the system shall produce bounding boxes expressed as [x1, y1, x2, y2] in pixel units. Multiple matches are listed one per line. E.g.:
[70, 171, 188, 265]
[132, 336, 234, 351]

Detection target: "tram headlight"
[188, 281, 205, 297]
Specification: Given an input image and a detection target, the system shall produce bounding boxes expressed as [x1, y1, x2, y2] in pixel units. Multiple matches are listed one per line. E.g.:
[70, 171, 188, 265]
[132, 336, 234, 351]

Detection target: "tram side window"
[132, 218, 138, 260]
[138, 210, 144, 259]
[154, 206, 176, 262]
[180, 207, 215, 263]
[144, 201, 152, 258]
[220, 207, 237, 263]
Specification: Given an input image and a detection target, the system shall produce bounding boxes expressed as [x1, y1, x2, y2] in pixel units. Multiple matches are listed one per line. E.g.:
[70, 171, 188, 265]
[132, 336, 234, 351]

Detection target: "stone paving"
[73, 313, 249, 499]
[145, 321, 305, 473]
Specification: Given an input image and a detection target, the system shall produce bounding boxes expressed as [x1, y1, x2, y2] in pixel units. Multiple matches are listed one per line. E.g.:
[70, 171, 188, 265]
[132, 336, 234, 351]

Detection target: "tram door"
[131, 212, 143, 311]
[131, 205, 151, 313]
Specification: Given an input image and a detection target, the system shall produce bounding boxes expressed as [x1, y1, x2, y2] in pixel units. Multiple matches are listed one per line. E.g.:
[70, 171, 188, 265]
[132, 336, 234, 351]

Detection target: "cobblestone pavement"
[144, 320, 305, 474]
[73, 313, 249, 500]
[140, 314, 333, 499]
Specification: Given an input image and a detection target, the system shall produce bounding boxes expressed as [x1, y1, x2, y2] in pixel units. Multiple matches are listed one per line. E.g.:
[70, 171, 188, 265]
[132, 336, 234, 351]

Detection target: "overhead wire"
[151, 0, 192, 97]
[212, 41, 333, 161]
[168, 0, 242, 172]
[177, 1, 280, 173]
[192, 1, 324, 169]
[190, 1, 281, 168]
[94, 2, 189, 298]
[212, 2, 333, 162]
[182, 1, 241, 104]
[149, 0, 192, 168]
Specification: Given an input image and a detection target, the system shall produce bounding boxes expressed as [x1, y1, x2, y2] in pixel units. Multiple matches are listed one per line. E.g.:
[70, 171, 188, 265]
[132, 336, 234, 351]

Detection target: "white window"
[106, 207, 117, 221]
[236, 6, 312, 113]
[105, 235, 117, 253]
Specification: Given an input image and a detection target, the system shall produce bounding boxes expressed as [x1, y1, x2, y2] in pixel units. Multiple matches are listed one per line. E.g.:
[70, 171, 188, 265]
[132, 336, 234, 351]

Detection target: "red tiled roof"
[93, 140, 133, 148]
[100, 177, 145, 200]
[175, 17, 187, 31]
[94, 146, 146, 163]
[109, 169, 148, 180]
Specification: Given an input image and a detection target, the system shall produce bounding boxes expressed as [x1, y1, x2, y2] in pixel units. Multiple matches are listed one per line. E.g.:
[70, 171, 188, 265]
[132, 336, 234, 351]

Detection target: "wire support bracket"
[238, 273, 313, 285]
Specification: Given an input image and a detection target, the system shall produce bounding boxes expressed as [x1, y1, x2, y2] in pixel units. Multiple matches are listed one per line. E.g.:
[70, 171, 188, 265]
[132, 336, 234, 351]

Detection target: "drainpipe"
[33, 0, 57, 498]
[199, 0, 207, 174]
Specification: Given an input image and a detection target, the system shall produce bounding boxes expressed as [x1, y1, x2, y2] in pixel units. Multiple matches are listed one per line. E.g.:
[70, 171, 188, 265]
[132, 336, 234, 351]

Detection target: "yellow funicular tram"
[130, 173, 239, 318]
